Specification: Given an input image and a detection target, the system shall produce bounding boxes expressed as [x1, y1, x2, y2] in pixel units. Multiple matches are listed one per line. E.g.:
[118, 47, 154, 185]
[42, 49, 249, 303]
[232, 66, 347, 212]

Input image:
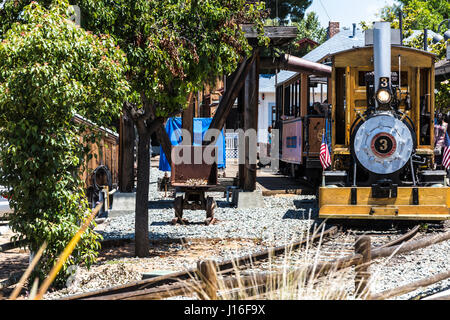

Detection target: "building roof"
[436, 59, 450, 80]
[73, 114, 119, 138]
[404, 29, 440, 44]
[259, 71, 297, 93]
[302, 28, 365, 62]
[302, 28, 442, 63]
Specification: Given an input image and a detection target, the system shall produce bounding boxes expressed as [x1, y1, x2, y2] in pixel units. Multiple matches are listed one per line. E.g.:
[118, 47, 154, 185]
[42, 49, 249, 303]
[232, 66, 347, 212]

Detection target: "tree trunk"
[119, 107, 135, 192]
[135, 129, 150, 257]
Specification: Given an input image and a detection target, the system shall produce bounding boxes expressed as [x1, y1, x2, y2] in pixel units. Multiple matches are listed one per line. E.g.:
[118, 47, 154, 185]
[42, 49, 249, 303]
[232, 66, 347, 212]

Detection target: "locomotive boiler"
[319, 22, 450, 220]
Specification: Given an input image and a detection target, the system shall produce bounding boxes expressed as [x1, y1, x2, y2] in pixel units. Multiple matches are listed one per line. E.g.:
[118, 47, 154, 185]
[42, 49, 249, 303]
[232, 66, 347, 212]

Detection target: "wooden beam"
[300, 74, 308, 118]
[241, 25, 297, 46]
[243, 50, 259, 191]
[182, 92, 194, 145]
[238, 79, 246, 186]
[208, 50, 258, 133]
[156, 122, 172, 167]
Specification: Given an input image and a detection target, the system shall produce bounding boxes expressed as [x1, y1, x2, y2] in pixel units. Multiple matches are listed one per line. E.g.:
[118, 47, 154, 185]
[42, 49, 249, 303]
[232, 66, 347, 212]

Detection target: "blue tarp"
[159, 117, 226, 171]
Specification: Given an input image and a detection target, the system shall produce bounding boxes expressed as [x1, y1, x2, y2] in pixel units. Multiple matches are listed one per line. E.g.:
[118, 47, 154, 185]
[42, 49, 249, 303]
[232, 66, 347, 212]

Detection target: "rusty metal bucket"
[170, 145, 218, 187]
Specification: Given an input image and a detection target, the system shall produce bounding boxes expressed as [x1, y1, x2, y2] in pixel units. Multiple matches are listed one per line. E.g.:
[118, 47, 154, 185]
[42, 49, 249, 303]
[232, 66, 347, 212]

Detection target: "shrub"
[0, 1, 128, 286]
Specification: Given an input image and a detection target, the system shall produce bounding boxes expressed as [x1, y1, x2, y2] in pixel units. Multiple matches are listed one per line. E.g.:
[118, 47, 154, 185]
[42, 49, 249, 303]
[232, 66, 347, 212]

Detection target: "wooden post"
[354, 236, 371, 298]
[237, 76, 246, 188]
[239, 49, 259, 191]
[245, 50, 259, 191]
[208, 50, 258, 133]
[197, 260, 218, 300]
[182, 92, 194, 145]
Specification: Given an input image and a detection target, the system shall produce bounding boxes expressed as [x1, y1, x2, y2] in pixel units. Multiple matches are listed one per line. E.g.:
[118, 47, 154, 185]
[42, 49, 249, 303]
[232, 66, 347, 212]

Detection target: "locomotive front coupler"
[371, 178, 398, 198]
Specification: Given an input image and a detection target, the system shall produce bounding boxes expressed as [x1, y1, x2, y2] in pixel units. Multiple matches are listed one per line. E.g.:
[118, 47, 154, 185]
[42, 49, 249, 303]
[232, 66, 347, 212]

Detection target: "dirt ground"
[0, 229, 264, 299]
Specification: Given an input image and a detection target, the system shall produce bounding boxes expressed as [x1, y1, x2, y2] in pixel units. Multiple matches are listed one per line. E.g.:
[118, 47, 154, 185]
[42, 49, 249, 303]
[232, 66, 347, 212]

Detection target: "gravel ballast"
[97, 167, 316, 244]
[35, 168, 450, 299]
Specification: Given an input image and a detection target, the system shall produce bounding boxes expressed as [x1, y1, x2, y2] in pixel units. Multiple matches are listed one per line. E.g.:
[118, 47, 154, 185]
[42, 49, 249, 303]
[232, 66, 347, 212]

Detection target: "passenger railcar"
[274, 71, 331, 184]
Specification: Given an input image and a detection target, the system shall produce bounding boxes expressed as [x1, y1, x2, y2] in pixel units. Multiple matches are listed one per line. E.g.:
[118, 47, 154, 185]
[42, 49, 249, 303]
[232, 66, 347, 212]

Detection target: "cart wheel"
[172, 196, 185, 225]
[205, 197, 217, 225]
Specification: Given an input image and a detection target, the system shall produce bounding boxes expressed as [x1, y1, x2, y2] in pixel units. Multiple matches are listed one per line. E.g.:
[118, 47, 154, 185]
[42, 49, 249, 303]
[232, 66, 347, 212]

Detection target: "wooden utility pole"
[239, 49, 259, 191]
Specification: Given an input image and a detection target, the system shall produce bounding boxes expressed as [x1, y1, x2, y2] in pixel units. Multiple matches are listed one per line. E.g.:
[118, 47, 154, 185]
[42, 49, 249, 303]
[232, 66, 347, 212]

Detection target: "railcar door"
[305, 115, 325, 168]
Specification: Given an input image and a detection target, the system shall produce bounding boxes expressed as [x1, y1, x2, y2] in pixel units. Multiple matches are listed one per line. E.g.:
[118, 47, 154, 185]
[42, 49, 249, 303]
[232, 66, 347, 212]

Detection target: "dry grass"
[185, 223, 368, 300]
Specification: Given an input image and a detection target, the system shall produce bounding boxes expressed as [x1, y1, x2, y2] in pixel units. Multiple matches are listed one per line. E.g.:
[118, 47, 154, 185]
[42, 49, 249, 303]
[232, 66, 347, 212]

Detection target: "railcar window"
[275, 85, 283, 126]
[284, 85, 291, 116]
[308, 82, 328, 115]
[335, 68, 346, 144]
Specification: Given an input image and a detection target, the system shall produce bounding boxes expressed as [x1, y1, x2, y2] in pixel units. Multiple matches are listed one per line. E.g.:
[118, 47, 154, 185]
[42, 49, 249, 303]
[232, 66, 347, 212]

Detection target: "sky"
[305, 0, 397, 29]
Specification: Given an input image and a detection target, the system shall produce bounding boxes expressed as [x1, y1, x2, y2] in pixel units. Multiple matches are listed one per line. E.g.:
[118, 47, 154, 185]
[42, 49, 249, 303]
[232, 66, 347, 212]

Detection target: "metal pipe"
[399, 10, 403, 45]
[260, 54, 332, 77]
[398, 54, 401, 94]
[373, 22, 391, 110]
[424, 28, 428, 51]
[410, 156, 417, 186]
[438, 19, 450, 33]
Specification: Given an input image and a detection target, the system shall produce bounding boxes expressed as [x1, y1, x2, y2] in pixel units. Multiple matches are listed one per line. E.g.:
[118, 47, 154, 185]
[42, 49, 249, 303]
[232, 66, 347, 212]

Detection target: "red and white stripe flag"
[320, 132, 331, 170]
[443, 133, 450, 169]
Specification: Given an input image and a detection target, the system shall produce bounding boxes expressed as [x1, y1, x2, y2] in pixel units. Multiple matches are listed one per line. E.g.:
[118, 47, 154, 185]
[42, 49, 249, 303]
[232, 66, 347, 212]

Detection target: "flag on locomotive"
[320, 131, 331, 170]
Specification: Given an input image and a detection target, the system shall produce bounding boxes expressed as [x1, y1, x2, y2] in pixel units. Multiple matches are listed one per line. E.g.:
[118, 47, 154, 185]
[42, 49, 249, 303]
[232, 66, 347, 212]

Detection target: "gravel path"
[97, 167, 317, 244]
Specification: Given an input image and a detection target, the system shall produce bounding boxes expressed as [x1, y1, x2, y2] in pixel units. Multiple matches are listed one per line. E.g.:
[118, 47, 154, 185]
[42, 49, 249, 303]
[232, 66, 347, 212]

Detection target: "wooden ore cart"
[171, 145, 218, 225]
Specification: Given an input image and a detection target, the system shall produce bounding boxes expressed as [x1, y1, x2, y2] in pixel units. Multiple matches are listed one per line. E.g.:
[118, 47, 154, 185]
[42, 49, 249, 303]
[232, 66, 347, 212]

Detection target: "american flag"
[442, 132, 450, 169]
[320, 132, 331, 170]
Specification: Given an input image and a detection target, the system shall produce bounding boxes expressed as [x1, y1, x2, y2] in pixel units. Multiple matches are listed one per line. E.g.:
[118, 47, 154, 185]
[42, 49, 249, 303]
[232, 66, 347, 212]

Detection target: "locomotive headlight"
[376, 88, 392, 104]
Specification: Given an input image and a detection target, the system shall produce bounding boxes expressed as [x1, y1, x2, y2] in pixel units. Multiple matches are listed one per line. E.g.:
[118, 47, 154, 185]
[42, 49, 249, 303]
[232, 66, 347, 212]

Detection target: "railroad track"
[61, 223, 427, 300]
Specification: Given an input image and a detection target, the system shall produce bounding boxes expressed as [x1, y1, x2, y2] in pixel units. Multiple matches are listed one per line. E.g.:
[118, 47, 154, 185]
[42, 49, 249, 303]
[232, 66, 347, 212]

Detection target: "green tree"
[379, 0, 449, 32]
[360, 0, 449, 113]
[1, 0, 267, 258]
[291, 11, 326, 56]
[0, 1, 129, 286]
[264, 0, 312, 24]
[77, 0, 266, 257]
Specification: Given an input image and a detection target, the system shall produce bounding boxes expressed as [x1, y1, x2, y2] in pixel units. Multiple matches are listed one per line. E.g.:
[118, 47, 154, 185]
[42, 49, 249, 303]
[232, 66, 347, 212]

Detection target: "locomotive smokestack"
[373, 21, 391, 108]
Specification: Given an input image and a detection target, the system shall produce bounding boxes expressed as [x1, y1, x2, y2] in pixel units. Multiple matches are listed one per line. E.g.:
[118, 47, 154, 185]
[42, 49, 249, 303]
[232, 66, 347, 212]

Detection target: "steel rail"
[62, 225, 338, 300]
[66, 226, 443, 300]
[377, 225, 420, 249]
